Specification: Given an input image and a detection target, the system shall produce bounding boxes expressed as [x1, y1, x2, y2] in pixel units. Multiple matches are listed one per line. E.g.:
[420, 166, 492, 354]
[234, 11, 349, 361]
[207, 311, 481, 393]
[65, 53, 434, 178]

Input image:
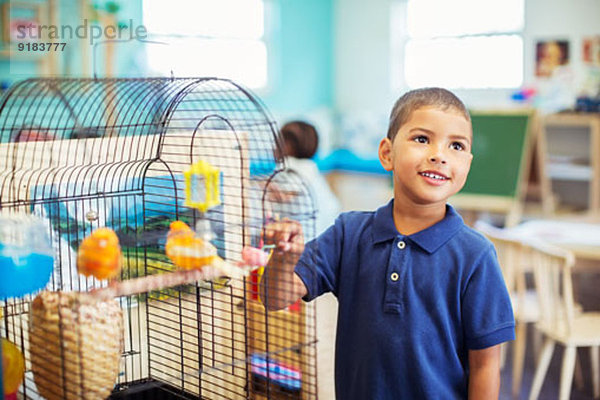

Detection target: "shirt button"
[397, 241, 406, 249]
[390, 272, 399, 281]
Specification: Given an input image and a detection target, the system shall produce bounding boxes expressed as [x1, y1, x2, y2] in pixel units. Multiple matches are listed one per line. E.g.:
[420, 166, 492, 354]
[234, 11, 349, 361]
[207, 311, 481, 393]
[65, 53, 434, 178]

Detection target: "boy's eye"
[413, 136, 428, 144]
[450, 142, 465, 151]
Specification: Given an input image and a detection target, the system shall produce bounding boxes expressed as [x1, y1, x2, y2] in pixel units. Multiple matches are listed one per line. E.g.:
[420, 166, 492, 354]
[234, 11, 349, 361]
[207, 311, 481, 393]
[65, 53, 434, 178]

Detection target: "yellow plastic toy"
[169, 161, 226, 274]
[2, 338, 25, 396]
[184, 160, 220, 212]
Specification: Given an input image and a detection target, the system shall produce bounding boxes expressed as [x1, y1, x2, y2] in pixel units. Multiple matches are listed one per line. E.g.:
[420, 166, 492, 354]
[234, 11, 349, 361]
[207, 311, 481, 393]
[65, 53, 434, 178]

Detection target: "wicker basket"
[29, 291, 123, 400]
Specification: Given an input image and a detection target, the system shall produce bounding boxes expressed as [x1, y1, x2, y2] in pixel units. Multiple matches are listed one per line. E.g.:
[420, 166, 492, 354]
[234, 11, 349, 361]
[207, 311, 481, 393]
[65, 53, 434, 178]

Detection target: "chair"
[476, 221, 541, 397]
[527, 239, 600, 400]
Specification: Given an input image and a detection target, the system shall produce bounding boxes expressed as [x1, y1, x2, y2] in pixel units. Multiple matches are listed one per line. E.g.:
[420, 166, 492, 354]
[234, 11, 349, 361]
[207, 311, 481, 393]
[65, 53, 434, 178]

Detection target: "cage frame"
[0, 76, 319, 400]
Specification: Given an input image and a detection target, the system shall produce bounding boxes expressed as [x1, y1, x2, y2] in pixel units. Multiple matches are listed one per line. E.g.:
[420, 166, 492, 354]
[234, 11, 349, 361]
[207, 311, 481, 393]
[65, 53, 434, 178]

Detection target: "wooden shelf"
[547, 164, 593, 181]
[539, 113, 600, 215]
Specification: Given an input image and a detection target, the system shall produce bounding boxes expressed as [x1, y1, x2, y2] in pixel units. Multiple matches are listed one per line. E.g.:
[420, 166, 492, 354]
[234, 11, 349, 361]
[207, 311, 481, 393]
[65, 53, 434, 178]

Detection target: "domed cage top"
[0, 77, 318, 400]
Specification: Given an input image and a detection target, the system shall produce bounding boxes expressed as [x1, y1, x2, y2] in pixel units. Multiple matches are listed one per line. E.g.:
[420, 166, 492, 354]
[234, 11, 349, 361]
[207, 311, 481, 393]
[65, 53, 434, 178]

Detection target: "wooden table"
[506, 219, 600, 265]
[503, 219, 600, 311]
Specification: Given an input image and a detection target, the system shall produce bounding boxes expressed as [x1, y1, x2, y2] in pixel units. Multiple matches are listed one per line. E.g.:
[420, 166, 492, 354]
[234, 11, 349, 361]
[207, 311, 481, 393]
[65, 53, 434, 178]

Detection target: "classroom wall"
[523, 0, 600, 105]
[2, 0, 598, 155]
[330, 0, 600, 158]
[256, 0, 336, 154]
[0, 0, 145, 83]
[0, 0, 334, 143]
[334, 0, 396, 116]
[334, 0, 600, 114]
[0, 0, 334, 109]
[260, 0, 334, 117]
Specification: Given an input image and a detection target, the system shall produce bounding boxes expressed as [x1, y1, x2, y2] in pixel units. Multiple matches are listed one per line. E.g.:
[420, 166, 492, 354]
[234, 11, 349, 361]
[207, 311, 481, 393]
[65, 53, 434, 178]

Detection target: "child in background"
[279, 120, 341, 235]
[278, 120, 341, 399]
[261, 88, 515, 399]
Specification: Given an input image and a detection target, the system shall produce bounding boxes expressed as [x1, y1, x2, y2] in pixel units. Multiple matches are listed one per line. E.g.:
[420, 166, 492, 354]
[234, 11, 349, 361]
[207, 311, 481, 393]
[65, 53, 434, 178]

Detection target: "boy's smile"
[379, 106, 473, 209]
[419, 170, 449, 185]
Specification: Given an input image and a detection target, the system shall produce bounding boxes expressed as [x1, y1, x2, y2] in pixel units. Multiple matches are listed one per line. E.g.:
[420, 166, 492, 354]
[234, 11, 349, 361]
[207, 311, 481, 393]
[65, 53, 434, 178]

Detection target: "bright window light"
[146, 38, 267, 88]
[144, 0, 263, 38]
[400, 0, 524, 89]
[405, 35, 523, 89]
[143, 0, 267, 88]
[407, 0, 524, 38]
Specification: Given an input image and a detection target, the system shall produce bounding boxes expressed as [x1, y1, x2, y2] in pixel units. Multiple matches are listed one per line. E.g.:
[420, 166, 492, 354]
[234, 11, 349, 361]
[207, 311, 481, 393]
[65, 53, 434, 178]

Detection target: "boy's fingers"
[264, 222, 285, 241]
[274, 239, 301, 255]
[277, 241, 292, 252]
[281, 239, 303, 255]
[263, 220, 303, 248]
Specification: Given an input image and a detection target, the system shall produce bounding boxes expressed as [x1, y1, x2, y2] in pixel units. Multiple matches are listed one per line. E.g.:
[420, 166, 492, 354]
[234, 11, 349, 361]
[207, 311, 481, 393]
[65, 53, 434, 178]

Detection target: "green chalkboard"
[459, 111, 533, 198]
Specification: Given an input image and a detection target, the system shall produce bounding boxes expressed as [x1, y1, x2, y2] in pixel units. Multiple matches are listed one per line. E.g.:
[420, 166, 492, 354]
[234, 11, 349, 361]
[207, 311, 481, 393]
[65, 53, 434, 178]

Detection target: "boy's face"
[379, 106, 473, 208]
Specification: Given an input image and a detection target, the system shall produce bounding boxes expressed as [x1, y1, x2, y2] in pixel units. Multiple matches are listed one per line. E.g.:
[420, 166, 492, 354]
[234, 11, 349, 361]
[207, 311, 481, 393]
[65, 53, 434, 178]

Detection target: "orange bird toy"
[77, 227, 123, 280]
[165, 221, 219, 270]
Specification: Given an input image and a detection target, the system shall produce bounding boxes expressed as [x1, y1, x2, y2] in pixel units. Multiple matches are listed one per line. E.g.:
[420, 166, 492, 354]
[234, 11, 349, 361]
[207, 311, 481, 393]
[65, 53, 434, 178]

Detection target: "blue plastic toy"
[0, 214, 54, 299]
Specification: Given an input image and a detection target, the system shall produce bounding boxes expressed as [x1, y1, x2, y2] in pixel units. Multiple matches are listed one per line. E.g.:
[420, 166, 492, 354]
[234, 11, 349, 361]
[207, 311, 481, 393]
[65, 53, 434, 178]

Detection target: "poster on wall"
[535, 40, 570, 77]
[1, 2, 43, 45]
[583, 36, 600, 67]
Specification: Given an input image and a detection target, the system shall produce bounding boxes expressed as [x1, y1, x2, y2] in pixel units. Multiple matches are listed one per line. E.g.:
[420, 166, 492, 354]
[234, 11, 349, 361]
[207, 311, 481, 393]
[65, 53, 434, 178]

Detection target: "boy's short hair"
[386, 87, 471, 141]
[280, 120, 319, 159]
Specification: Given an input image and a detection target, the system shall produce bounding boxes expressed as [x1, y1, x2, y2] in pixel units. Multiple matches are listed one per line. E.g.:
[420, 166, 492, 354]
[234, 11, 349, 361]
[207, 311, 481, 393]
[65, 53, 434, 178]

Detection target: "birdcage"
[0, 77, 318, 400]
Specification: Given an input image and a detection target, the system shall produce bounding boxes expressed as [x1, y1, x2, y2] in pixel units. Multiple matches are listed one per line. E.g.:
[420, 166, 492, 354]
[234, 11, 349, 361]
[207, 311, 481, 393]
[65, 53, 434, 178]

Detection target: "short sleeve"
[462, 245, 515, 349]
[294, 215, 344, 301]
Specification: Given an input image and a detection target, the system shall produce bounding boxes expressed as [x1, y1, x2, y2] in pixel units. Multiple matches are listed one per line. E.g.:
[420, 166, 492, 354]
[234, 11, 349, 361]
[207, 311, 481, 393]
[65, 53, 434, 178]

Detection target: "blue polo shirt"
[295, 200, 515, 399]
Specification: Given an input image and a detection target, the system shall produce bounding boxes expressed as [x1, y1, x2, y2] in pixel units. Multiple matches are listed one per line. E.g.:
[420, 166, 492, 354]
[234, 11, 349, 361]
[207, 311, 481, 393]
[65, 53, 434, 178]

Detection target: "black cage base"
[110, 379, 200, 400]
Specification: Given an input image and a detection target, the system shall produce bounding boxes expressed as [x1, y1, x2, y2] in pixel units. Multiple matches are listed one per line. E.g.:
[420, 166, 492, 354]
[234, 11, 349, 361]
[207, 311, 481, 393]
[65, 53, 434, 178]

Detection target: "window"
[143, 0, 267, 89]
[400, 0, 524, 89]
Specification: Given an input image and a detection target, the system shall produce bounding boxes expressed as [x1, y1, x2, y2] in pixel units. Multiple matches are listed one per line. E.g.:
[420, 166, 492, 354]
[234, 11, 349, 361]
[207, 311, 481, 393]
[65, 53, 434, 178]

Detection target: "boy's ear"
[378, 137, 393, 171]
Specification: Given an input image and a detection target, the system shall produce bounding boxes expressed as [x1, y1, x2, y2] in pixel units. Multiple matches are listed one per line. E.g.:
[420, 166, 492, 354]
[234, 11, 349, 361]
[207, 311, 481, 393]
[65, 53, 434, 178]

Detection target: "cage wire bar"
[0, 77, 318, 399]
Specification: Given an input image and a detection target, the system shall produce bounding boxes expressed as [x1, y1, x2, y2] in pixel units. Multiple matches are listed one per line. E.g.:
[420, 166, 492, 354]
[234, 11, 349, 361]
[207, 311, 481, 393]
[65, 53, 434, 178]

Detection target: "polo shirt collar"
[372, 199, 464, 253]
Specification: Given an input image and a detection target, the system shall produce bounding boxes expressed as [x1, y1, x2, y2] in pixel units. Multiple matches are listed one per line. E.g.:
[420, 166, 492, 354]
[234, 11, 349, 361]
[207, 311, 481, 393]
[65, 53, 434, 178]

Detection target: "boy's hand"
[264, 218, 304, 255]
[260, 218, 307, 310]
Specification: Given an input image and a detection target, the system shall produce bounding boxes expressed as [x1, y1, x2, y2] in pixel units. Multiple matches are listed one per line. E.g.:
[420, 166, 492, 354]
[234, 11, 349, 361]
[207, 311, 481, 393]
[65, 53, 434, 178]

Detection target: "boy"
[260, 88, 515, 399]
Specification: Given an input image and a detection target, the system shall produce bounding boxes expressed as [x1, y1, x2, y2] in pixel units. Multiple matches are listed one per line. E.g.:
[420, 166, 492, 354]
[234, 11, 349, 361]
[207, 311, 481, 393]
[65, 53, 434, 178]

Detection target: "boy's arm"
[259, 219, 308, 311]
[468, 345, 501, 399]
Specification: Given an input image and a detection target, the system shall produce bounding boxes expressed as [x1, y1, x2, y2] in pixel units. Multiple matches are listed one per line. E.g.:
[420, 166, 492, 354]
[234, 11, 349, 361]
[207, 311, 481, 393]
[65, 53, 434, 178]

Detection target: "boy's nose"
[428, 144, 448, 164]
[429, 154, 447, 164]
